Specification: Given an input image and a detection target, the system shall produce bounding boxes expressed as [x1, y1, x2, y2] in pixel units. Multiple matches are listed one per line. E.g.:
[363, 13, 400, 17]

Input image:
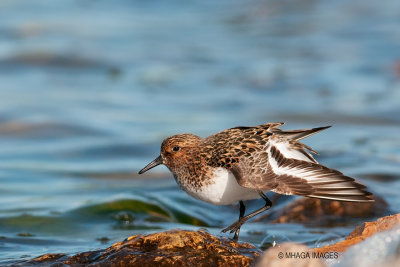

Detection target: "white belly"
[180, 167, 260, 205]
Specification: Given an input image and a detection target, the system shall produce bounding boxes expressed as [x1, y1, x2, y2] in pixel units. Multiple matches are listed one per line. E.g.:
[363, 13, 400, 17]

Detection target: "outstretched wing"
[231, 143, 373, 202]
[205, 123, 373, 202]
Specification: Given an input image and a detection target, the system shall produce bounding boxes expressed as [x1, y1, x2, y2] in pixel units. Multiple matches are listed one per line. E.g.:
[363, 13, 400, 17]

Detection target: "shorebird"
[138, 122, 373, 240]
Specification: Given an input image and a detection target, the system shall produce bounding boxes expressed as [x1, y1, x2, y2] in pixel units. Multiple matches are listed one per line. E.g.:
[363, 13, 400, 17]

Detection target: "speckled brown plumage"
[139, 122, 374, 240]
[141, 122, 373, 200]
[157, 123, 279, 190]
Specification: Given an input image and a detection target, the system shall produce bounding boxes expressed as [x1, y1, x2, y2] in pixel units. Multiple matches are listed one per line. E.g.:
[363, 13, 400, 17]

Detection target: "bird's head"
[138, 134, 202, 174]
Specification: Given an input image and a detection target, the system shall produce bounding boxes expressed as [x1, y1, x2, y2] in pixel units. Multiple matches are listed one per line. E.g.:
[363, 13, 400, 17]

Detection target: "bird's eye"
[172, 146, 180, 152]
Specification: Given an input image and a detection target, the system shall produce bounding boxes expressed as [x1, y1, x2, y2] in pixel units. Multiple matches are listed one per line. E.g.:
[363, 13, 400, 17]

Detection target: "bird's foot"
[221, 218, 247, 234]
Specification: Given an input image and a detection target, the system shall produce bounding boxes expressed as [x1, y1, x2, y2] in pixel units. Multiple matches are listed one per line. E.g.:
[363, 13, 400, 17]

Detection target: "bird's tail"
[270, 125, 332, 141]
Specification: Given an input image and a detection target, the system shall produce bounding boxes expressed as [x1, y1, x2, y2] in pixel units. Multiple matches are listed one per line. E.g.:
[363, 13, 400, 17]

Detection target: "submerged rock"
[261, 195, 388, 225]
[23, 230, 261, 266]
[314, 213, 400, 253]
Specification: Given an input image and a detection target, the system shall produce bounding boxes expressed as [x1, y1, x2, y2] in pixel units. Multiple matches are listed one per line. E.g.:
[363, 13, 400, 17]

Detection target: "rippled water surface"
[1, 0, 400, 264]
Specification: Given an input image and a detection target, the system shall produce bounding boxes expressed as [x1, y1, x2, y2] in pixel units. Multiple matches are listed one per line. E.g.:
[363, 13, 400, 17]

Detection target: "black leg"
[222, 191, 272, 238]
[232, 201, 246, 241]
[239, 200, 246, 217]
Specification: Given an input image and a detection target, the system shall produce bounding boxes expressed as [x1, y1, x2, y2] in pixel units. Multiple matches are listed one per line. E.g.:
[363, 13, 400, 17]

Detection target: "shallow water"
[1, 0, 400, 264]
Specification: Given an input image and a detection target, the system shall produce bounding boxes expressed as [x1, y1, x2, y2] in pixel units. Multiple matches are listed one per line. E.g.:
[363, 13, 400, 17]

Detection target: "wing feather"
[231, 143, 373, 202]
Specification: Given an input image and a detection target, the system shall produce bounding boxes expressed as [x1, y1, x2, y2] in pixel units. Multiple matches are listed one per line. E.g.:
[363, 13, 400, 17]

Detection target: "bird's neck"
[169, 153, 212, 190]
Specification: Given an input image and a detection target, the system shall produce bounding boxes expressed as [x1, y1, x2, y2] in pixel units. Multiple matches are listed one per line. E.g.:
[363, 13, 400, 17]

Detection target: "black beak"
[138, 155, 163, 174]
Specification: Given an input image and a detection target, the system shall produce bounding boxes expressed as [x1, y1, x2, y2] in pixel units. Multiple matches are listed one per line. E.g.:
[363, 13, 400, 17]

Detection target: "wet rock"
[314, 213, 400, 253]
[255, 242, 325, 267]
[256, 214, 400, 266]
[23, 229, 261, 266]
[25, 253, 67, 265]
[332, 225, 400, 267]
[260, 195, 388, 225]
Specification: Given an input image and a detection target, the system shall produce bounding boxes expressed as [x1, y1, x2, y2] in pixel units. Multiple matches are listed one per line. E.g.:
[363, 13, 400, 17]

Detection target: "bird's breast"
[176, 167, 259, 205]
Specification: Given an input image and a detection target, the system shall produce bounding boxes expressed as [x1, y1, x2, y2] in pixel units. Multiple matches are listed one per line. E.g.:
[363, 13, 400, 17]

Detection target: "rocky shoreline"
[12, 197, 400, 267]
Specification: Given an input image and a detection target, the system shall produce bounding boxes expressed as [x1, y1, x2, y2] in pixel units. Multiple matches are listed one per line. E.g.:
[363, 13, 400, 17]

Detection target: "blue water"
[1, 0, 400, 264]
